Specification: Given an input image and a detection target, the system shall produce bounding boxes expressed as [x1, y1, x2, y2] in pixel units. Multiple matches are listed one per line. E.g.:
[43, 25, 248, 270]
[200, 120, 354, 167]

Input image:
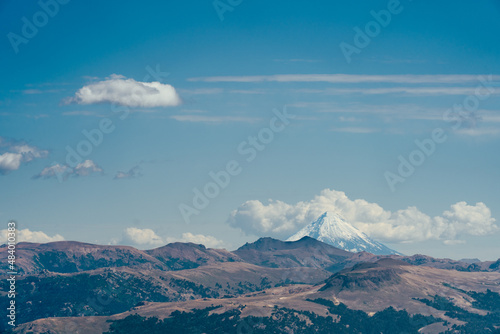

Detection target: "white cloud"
[172, 232, 224, 248]
[0, 138, 48, 174]
[67, 74, 181, 108]
[22, 89, 42, 94]
[114, 165, 142, 180]
[0, 152, 22, 172]
[122, 227, 164, 247]
[34, 160, 103, 180]
[1, 228, 64, 243]
[120, 228, 224, 249]
[35, 163, 71, 179]
[227, 189, 497, 244]
[73, 160, 103, 176]
[189, 74, 500, 84]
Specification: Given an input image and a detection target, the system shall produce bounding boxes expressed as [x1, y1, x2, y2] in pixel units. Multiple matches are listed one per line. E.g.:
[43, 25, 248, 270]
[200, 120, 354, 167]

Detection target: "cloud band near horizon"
[227, 189, 497, 245]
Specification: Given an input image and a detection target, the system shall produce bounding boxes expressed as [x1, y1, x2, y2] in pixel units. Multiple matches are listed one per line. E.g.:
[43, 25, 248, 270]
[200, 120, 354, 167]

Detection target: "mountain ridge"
[3, 237, 500, 332]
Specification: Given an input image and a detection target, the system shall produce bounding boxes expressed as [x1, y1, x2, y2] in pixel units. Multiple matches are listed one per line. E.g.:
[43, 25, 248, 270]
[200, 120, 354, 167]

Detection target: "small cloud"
[34, 160, 103, 181]
[122, 227, 164, 247]
[73, 160, 103, 176]
[19, 88, 63, 94]
[114, 165, 142, 180]
[34, 163, 72, 179]
[22, 89, 42, 94]
[1, 228, 64, 243]
[119, 228, 225, 249]
[171, 232, 224, 248]
[0, 138, 48, 175]
[66, 74, 181, 108]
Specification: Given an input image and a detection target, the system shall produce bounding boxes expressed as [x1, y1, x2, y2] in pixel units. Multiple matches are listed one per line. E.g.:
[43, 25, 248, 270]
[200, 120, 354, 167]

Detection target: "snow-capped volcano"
[287, 212, 401, 255]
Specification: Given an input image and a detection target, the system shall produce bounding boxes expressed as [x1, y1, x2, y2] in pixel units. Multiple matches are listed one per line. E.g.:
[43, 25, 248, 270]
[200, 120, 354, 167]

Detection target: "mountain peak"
[287, 211, 401, 255]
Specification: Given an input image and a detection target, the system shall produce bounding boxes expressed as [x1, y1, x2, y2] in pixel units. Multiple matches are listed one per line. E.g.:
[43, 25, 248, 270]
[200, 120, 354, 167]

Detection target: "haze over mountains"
[2, 235, 500, 333]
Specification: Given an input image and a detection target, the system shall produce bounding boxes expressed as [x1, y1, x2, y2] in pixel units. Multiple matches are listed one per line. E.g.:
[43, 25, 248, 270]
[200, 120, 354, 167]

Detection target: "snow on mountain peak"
[286, 211, 401, 255]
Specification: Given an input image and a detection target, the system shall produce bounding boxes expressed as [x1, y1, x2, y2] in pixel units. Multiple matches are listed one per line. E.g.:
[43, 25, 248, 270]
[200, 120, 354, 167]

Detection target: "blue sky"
[1, 0, 499, 260]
